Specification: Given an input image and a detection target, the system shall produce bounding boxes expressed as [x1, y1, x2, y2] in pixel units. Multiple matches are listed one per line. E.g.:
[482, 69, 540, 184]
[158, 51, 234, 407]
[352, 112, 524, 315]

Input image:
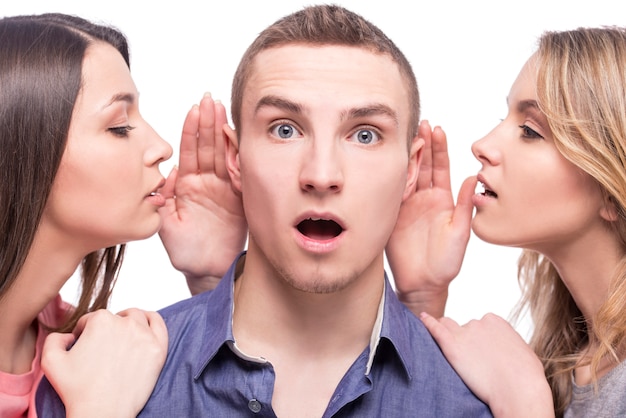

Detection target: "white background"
[4, 1, 624, 338]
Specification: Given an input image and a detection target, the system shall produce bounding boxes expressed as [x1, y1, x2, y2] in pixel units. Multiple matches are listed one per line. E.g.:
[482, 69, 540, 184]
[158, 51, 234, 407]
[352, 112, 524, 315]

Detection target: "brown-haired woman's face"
[43, 42, 172, 253]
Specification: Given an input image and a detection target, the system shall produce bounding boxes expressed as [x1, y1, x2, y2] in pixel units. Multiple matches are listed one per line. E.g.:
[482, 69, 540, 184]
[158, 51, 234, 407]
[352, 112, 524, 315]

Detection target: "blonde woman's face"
[469, 54, 607, 255]
[43, 42, 172, 253]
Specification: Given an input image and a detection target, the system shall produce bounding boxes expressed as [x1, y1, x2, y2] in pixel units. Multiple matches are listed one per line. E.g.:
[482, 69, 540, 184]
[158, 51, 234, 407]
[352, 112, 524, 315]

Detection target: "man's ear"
[403, 135, 424, 201]
[224, 124, 242, 192]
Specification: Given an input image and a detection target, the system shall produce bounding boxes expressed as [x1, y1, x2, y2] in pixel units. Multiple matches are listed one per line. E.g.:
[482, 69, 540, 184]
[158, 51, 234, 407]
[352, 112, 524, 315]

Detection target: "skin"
[142, 34, 621, 418]
[44, 42, 172, 252]
[387, 121, 476, 317]
[224, 44, 422, 417]
[471, 56, 609, 257]
[158, 94, 247, 294]
[471, 55, 620, 321]
[419, 54, 625, 417]
[43, 309, 167, 418]
[231, 45, 417, 295]
[38, 51, 243, 417]
[18, 41, 173, 418]
[420, 311, 553, 418]
[153, 46, 613, 418]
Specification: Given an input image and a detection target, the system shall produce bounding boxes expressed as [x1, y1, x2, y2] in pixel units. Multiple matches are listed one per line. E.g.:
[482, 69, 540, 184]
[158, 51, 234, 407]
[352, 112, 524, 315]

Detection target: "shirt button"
[248, 399, 262, 413]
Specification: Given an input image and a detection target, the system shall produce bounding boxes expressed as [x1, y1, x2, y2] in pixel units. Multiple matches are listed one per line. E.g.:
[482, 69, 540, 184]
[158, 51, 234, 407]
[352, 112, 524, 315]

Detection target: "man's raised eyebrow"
[344, 104, 399, 127]
[102, 92, 136, 109]
[255, 95, 303, 115]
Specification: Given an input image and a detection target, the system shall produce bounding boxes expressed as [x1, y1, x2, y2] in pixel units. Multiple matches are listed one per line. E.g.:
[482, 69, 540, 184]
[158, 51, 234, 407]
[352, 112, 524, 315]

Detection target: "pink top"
[0, 296, 71, 418]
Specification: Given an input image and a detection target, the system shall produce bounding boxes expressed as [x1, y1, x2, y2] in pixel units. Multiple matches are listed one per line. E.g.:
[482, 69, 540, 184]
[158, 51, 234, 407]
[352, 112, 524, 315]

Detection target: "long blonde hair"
[515, 27, 626, 416]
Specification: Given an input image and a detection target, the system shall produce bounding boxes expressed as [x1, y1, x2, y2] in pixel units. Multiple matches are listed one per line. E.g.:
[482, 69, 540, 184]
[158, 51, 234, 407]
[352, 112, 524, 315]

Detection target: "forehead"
[77, 42, 136, 110]
[508, 54, 539, 103]
[243, 44, 409, 121]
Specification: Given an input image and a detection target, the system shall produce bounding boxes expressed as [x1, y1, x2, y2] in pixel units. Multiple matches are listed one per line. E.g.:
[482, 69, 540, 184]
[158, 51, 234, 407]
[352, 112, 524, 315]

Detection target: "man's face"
[228, 44, 420, 294]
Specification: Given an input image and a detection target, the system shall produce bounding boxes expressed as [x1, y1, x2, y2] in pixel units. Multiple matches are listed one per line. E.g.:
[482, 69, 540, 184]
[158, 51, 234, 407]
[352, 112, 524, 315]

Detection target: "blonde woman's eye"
[518, 124, 543, 140]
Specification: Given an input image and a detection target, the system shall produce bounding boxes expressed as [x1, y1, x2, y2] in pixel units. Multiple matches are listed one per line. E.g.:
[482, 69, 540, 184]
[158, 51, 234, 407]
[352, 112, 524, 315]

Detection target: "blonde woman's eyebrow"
[516, 99, 540, 114]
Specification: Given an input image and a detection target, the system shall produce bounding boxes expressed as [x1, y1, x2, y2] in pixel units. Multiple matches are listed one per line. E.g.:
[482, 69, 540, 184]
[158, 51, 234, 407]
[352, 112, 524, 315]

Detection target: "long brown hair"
[0, 13, 131, 332]
[514, 27, 626, 416]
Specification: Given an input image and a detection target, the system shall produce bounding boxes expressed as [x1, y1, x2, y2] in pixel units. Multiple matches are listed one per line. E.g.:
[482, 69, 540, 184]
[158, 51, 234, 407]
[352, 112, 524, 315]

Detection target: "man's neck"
[231, 250, 385, 417]
[232, 251, 384, 353]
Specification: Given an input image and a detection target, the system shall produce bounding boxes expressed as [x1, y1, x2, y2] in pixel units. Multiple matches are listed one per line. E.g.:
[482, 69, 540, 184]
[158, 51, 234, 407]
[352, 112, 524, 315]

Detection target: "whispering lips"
[148, 178, 166, 198]
[476, 175, 498, 198]
[296, 216, 344, 240]
[478, 182, 498, 198]
[145, 178, 167, 207]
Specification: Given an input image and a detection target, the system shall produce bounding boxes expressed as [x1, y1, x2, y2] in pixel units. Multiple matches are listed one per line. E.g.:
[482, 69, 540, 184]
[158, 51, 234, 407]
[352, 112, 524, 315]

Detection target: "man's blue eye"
[276, 124, 294, 139]
[355, 129, 377, 144]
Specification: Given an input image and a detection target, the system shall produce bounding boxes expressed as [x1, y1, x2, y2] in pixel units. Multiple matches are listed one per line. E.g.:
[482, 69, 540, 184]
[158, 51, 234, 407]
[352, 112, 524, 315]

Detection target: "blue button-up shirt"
[37, 254, 492, 417]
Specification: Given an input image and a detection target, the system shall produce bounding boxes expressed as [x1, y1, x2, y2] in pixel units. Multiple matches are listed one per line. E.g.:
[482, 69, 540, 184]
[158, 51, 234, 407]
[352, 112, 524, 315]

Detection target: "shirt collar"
[365, 280, 385, 374]
[192, 254, 242, 379]
[194, 253, 413, 380]
[378, 272, 414, 380]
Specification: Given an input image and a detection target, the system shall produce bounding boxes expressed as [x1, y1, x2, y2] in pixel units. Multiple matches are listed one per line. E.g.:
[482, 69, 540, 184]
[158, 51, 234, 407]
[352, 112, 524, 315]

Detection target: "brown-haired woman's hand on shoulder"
[41, 308, 168, 418]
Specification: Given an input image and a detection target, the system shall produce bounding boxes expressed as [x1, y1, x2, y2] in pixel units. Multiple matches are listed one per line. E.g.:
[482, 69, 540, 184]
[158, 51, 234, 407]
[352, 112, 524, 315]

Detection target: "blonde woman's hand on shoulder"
[420, 312, 555, 418]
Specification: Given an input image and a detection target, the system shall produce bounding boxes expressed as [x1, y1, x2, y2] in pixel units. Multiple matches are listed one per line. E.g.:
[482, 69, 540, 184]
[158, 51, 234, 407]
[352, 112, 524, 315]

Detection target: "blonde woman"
[393, 27, 626, 417]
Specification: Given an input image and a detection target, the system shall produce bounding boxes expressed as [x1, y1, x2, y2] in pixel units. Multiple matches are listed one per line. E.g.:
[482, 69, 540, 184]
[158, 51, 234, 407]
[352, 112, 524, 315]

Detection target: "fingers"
[117, 309, 168, 343]
[451, 175, 477, 237]
[160, 166, 178, 199]
[178, 104, 201, 176]
[431, 125, 452, 191]
[416, 121, 453, 194]
[177, 93, 225, 177]
[456, 175, 477, 210]
[42, 309, 169, 415]
[41, 332, 76, 372]
[197, 93, 217, 173]
[420, 312, 459, 346]
[213, 100, 229, 179]
[116, 309, 168, 369]
[419, 311, 440, 331]
[144, 311, 169, 348]
[416, 120, 433, 190]
[71, 310, 102, 339]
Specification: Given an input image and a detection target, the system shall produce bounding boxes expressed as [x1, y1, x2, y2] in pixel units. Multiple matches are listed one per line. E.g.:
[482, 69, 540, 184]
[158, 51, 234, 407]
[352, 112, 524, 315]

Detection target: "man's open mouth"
[297, 218, 343, 240]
